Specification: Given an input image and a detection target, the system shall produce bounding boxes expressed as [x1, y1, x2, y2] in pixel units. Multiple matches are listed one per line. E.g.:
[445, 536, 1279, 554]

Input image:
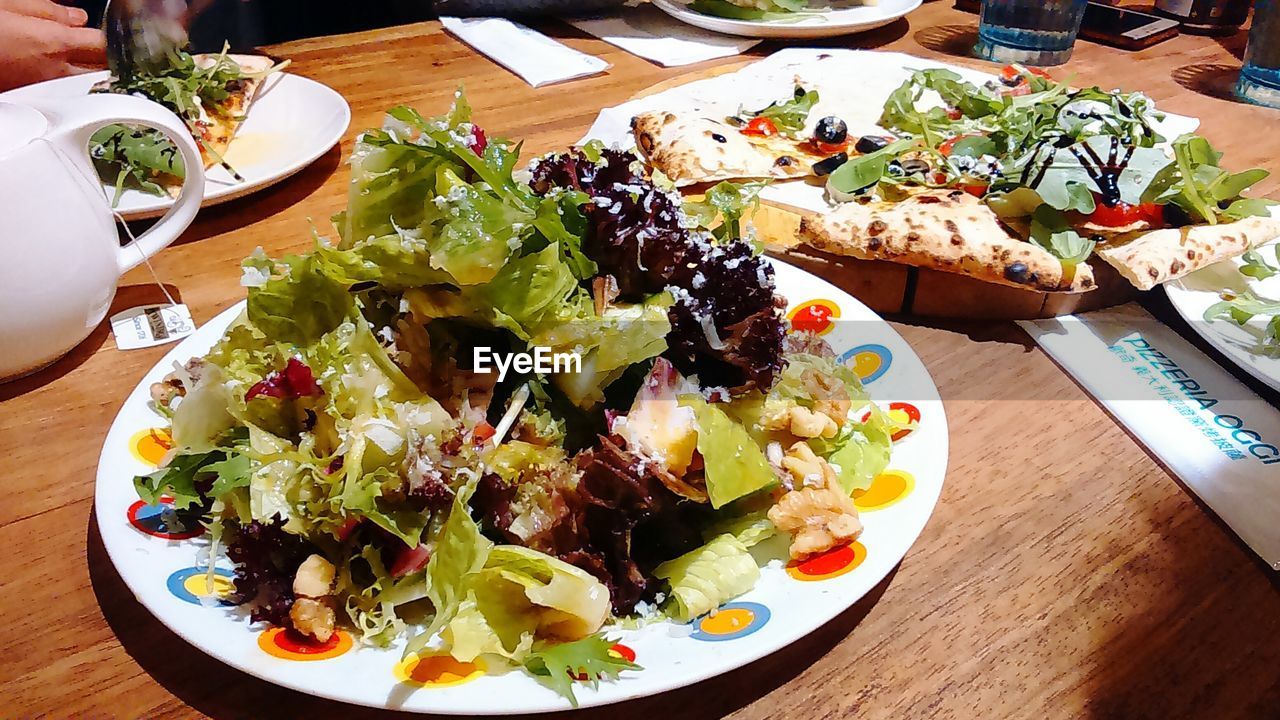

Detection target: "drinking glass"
[1236, 0, 1280, 108]
[975, 0, 1090, 67]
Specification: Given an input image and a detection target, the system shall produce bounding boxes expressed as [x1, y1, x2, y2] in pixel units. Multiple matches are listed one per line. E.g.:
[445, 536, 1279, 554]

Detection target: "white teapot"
[0, 93, 204, 381]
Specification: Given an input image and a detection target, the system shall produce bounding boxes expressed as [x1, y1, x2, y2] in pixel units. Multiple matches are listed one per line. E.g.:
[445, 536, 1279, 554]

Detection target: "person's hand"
[0, 0, 106, 92]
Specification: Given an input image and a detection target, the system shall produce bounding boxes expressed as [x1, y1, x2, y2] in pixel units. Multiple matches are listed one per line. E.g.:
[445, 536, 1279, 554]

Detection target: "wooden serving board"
[630, 64, 1138, 320]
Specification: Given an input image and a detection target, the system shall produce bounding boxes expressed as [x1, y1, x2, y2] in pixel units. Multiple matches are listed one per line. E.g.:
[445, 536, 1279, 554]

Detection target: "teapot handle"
[34, 93, 205, 274]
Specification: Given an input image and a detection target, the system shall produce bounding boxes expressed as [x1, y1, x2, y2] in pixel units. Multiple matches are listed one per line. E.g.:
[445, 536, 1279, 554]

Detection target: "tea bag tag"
[108, 207, 197, 350]
[110, 303, 195, 349]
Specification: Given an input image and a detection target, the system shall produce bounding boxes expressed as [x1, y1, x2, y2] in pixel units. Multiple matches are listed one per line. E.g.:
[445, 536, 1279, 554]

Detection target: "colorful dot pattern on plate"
[166, 566, 235, 605]
[786, 541, 867, 581]
[787, 299, 839, 335]
[689, 602, 770, 642]
[129, 427, 172, 467]
[574, 644, 638, 680]
[258, 627, 353, 661]
[863, 401, 920, 442]
[854, 470, 915, 511]
[127, 498, 205, 540]
[839, 343, 892, 384]
[395, 653, 486, 688]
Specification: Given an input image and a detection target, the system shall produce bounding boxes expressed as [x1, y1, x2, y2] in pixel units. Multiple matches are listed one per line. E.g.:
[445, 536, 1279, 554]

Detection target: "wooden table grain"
[3, 4, 1279, 718]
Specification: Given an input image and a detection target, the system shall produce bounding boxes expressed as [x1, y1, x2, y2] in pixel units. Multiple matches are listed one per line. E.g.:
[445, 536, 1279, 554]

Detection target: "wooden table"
[3, 4, 1279, 718]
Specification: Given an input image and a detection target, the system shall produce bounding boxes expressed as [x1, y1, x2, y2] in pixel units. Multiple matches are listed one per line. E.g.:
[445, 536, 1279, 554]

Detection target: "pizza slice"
[632, 84, 868, 187]
[799, 189, 1097, 293]
[90, 49, 281, 200]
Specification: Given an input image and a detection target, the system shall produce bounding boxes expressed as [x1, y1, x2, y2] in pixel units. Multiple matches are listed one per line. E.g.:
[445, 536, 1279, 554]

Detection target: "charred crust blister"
[867, 220, 887, 236]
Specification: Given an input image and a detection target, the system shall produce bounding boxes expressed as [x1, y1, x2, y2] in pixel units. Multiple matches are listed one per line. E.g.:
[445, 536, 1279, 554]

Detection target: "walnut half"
[767, 443, 863, 560]
[289, 554, 337, 642]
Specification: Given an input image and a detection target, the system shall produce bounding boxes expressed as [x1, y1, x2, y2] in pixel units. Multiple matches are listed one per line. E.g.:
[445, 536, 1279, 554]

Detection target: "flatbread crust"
[1094, 215, 1280, 291]
[191, 53, 271, 169]
[632, 111, 824, 187]
[798, 189, 1097, 293]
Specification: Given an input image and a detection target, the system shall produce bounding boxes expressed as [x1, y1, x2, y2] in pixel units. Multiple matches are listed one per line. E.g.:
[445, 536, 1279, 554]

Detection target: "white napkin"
[441, 16, 610, 87]
[566, 6, 761, 67]
[1020, 304, 1280, 570]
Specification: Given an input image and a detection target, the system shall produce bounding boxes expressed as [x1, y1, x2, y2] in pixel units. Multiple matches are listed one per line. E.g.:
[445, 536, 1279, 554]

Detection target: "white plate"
[0, 70, 350, 219]
[1165, 236, 1280, 393]
[651, 0, 922, 38]
[93, 259, 948, 713]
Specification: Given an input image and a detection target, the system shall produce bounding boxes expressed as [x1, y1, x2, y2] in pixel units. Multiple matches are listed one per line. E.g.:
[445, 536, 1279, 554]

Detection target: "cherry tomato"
[741, 116, 779, 137]
[391, 544, 432, 578]
[472, 421, 496, 445]
[1000, 64, 1053, 83]
[959, 182, 989, 198]
[336, 516, 362, 542]
[1087, 200, 1164, 228]
[938, 133, 985, 157]
[946, 107, 963, 120]
[815, 139, 848, 155]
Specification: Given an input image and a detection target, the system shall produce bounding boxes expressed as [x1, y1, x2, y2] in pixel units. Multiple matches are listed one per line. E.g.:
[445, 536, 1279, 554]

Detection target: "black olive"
[1004, 261, 1031, 283]
[812, 152, 848, 176]
[794, 86, 806, 99]
[1162, 203, 1190, 226]
[775, 156, 794, 167]
[900, 158, 930, 175]
[711, 133, 727, 143]
[1054, 135, 1075, 148]
[854, 135, 889, 154]
[814, 116, 848, 145]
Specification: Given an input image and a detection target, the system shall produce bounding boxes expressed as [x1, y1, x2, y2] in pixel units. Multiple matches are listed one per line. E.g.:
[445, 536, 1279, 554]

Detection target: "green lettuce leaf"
[653, 533, 760, 622]
[680, 395, 776, 509]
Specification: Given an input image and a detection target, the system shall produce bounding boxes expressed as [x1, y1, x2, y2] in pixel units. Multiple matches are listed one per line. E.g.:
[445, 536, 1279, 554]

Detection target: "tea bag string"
[115, 208, 180, 309]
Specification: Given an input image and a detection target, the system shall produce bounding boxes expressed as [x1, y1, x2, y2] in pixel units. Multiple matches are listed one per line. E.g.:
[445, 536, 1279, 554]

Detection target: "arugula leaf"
[135, 450, 219, 509]
[522, 634, 640, 707]
[825, 138, 924, 198]
[946, 134, 999, 158]
[1239, 246, 1280, 280]
[1205, 289, 1280, 352]
[1223, 197, 1280, 221]
[1141, 134, 1273, 224]
[1029, 204, 1095, 265]
[1061, 180, 1097, 214]
[740, 85, 819, 138]
[134, 445, 248, 509]
[206, 452, 252, 497]
[90, 125, 184, 204]
[682, 180, 767, 243]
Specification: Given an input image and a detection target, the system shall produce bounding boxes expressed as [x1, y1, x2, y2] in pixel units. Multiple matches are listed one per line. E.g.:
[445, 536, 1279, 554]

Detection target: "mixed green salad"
[817, 64, 1277, 268]
[137, 94, 894, 702]
[90, 45, 285, 203]
[1205, 244, 1280, 353]
[688, 0, 825, 22]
